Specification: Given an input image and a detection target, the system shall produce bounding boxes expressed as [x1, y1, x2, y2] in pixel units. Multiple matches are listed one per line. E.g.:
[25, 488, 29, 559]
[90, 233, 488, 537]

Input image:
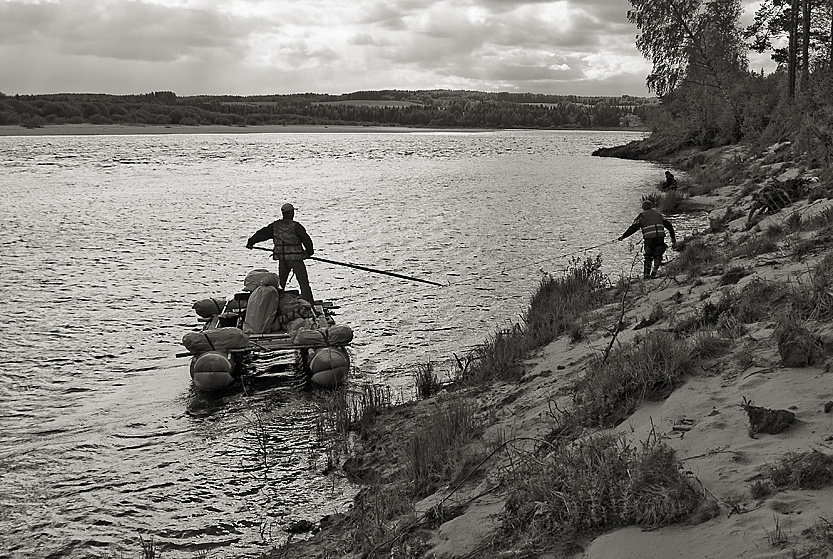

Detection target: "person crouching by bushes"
[664, 170, 678, 190]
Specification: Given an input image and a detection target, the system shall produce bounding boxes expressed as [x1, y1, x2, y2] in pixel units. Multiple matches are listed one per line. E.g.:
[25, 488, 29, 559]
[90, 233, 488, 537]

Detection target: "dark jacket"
[247, 219, 314, 261]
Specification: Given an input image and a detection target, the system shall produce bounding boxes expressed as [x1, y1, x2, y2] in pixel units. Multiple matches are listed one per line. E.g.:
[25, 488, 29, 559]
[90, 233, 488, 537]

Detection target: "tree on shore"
[627, 0, 750, 146]
[627, 0, 832, 172]
[745, 0, 833, 96]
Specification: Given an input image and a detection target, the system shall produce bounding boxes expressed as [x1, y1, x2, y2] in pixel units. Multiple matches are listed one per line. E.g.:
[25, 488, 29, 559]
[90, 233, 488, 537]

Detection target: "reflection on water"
[0, 130, 706, 558]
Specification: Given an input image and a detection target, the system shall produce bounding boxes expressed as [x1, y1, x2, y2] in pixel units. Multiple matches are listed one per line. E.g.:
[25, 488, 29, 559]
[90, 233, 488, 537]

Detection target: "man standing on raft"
[246, 203, 315, 304]
[618, 200, 676, 279]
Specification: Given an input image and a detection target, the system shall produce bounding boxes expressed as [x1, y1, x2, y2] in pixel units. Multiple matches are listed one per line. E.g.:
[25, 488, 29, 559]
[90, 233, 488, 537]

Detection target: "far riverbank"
[0, 123, 647, 137]
[0, 123, 435, 136]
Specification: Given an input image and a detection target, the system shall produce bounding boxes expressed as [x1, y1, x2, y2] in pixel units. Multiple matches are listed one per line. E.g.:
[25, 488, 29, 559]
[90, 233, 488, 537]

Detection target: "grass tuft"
[765, 450, 833, 490]
[665, 238, 725, 277]
[790, 253, 833, 320]
[572, 331, 692, 428]
[405, 399, 486, 497]
[414, 361, 444, 399]
[460, 256, 610, 385]
[314, 383, 393, 463]
[500, 432, 699, 552]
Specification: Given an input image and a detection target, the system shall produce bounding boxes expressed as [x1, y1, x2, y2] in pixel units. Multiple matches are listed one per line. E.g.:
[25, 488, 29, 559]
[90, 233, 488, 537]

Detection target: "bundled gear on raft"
[182, 266, 352, 391]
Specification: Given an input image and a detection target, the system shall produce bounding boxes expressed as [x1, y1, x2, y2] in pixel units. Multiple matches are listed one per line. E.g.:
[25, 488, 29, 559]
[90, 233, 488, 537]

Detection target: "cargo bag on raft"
[243, 269, 280, 292]
[182, 327, 249, 355]
[293, 324, 354, 347]
[192, 297, 226, 319]
[242, 285, 280, 334]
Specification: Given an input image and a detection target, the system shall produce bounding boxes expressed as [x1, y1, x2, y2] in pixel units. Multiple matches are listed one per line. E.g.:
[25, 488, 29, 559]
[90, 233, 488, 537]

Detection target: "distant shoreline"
[0, 123, 432, 136]
[0, 123, 647, 137]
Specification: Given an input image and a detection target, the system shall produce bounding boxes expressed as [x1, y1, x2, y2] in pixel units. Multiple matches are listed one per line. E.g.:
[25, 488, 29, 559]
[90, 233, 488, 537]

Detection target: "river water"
[0, 129, 704, 558]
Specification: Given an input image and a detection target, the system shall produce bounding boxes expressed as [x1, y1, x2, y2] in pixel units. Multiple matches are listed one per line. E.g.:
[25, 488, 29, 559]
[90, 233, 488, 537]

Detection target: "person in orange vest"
[618, 200, 676, 279]
[246, 203, 315, 303]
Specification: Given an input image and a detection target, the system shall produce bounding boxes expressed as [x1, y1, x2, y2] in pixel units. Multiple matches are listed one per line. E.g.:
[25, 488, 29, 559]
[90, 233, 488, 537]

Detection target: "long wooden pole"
[249, 246, 444, 287]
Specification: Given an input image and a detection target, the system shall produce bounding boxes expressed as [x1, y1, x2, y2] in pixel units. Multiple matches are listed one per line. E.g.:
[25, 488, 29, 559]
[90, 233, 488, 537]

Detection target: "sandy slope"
[278, 144, 833, 559]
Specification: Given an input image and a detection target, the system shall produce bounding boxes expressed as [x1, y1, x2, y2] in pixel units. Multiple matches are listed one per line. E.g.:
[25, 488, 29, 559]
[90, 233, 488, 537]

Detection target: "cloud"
[0, 0, 654, 97]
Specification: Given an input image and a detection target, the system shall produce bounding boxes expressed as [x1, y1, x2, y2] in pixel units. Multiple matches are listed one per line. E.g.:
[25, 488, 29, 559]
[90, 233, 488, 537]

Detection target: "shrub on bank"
[460, 256, 610, 385]
[572, 330, 692, 428]
[405, 399, 486, 497]
[665, 238, 727, 278]
[763, 450, 833, 491]
[501, 432, 699, 552]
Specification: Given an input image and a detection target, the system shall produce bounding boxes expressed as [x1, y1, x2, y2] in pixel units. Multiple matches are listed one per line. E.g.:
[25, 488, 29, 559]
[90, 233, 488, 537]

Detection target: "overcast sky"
[1, 0, 772, 98]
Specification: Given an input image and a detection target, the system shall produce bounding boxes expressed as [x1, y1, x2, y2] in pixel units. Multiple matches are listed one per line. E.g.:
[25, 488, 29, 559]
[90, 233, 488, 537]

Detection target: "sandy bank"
[275, 143, 833, 559]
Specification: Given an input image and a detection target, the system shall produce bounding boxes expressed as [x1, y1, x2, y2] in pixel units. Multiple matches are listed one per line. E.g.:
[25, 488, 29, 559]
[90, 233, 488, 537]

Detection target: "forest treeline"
[0, 89, 653, 130]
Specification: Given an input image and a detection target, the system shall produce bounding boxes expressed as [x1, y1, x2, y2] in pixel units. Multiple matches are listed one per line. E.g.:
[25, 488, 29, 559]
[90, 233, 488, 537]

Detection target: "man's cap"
[281, 203, 295, 213]
[642, 201, 652, 210]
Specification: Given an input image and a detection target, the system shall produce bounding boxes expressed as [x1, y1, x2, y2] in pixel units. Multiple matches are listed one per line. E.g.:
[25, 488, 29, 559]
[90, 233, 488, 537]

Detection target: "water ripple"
[0, 130, 706, 558]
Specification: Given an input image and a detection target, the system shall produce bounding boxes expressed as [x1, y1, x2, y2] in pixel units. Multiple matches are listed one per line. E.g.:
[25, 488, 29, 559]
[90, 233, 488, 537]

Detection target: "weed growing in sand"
[785, 209, 803, 232]
[788, 254, 833, 320]
[657, 190, 683, 213]
[764, 450, 833, 490]
[735, 347, 756, 369]
[731, 234, 779, 258]
[462, 323, 527, 383]
[676, 280, 787, 336]
[499, 432, 699, 552]
[414, 361, 443, 399]
[461, 256, 609, 385]
[689, 331, 731, 360]
[524, 255, 609, 347]
[571, 330, 692, 427]
[764, 514, 790, 547]
[797, 518, 833, 558]
[733, 279, 789, 322]
[749, 479, 771, 499]
[665, 238, 725, 277]
[717, 314, 747, 339]
[764, 222, 786, 240]
[805, 206, 833, 231]
[328, 399, 490, 558]
[719, 266, 749, 286]
[633, 303, 666, 330]
[349, 483, 416, 556]
[405, 399, 486, 498]
[774, 314, 824, 366]
[139, 536, 159, 559]
[314, 383, 393, 461]
[788, 236, 824, 260]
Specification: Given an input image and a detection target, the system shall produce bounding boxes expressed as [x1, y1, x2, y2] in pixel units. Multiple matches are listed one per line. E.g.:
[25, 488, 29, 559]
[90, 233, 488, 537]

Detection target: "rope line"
[445, 237, 620, 287]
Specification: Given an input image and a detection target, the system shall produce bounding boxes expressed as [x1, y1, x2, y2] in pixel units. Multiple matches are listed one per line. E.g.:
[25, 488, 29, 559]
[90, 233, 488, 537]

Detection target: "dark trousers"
[279, 259, 314, 304]
[643, 237, 667, 278]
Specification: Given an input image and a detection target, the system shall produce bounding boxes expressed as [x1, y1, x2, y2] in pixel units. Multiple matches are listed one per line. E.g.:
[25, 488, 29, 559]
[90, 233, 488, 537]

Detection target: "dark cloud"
[0, 0, 653, 97]
[0, 0, 261, 62]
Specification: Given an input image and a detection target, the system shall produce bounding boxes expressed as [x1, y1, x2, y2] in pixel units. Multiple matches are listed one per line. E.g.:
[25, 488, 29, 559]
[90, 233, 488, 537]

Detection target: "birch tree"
[628, 0, 749, 143]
